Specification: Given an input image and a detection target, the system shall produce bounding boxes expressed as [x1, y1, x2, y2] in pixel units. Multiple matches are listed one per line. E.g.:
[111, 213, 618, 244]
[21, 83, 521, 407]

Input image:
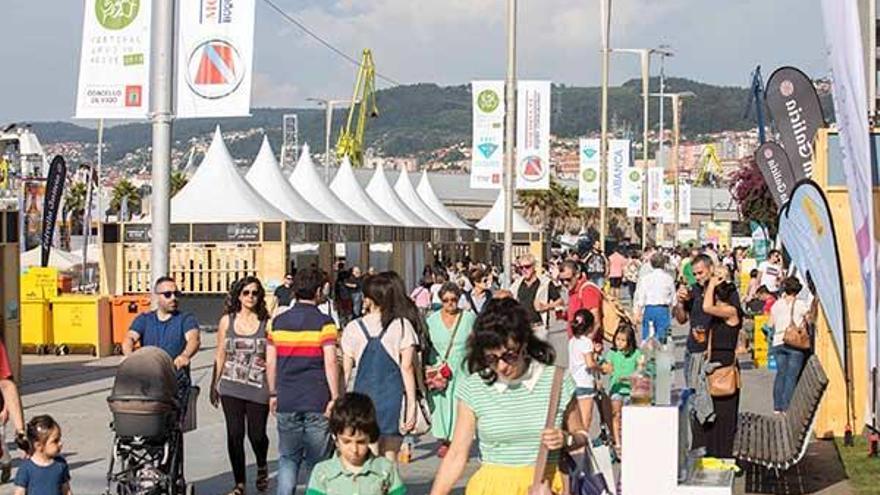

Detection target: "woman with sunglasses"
[210, 277, 271, 495]
[462, 267, 493, 315]
[425, 282, 476, 458]
[430, 298, 587, 495]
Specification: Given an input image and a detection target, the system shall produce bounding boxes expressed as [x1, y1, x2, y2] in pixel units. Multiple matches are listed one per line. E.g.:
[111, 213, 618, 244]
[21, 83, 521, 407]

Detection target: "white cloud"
[252, 72, 301, 107]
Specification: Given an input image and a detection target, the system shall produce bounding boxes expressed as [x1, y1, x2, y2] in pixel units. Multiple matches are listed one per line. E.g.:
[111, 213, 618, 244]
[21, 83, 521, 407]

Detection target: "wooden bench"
[732, 355, 828, 471]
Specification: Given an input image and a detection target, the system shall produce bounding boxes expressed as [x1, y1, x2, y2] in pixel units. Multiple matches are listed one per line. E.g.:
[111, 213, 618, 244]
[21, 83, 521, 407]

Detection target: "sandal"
[227, 484, 245, 495]
[256, 466, 269, 492]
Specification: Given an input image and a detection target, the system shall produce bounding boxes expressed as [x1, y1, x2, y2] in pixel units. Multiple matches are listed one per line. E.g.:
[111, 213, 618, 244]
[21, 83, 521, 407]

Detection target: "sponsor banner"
[647, 167, 664, 218]
[678, 182, 691, 225]
[471, 80, 505, 189]
[516, 80, 551, 190]
[607, 139, 631, 208]
[625, 168, 643, 218]
[777, 180, 846, 368]
[755, 142, 798, 208]
[661, 185, 675, 224]
[820, 0, 878, 424]
[765, 66, 826, 180]
[578, 138, 600, 208]
[177, 0, 256, 118]
[41, 156, 66, 268]
[22, 181, 46, 252]
[75, 0, 151, 119]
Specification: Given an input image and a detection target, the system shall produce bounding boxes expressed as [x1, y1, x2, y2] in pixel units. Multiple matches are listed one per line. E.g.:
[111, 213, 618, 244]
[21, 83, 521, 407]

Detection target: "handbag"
[528, 366, 566, 495]
[782, 300, 811, 350]
[705, 328, 740, 398]
[564, 443, 613, 495]
[394, 321, 433, 436]
[425, 313, 462, 391]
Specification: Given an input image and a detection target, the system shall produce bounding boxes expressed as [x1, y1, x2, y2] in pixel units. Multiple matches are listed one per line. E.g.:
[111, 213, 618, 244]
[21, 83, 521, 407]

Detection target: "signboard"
[578, 138, 600, 208]
[471, 80, 505, 189]
[661, 185, 675, 223]
[176, 0, 256, 118]
[625, 168, 643, 218]
[765, 66, 826, 180]
[678, 183, 692, 225]
[20, 267, 59, 300]
[647, 167, 664, 218]
[700, 221, 731, 249]
[75, 0, 151, 119]
[516, 80, 551, 190]
[606, 139, 631, 207]
[754, 142, 798, 208]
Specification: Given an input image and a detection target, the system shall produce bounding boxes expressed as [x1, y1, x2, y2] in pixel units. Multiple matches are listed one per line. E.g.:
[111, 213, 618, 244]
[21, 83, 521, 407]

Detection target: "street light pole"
[501, 0, 517, 287]
[307, 97, 350, 181]
[651, 91, 693, 245]
[656, 47, 673, 170]
[598, 0, 611, 251]
[150, 0, 174, 287]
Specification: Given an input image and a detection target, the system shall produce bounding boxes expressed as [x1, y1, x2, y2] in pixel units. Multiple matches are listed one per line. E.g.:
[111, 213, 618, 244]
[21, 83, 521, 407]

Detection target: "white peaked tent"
[415, 170, 472, 230]
[365, 163, 430, 227]
[393, 169, 454, 228]
[245, 137, 332, 224]
[288, 144, 369, 225]
[477, 192, 538, 233]
[329, 157, 397, 226]
[169, 127, 290, 222]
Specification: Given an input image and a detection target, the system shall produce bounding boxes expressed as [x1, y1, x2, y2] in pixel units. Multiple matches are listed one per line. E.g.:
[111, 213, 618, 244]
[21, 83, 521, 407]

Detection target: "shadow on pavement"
[740, 439, 850, 494]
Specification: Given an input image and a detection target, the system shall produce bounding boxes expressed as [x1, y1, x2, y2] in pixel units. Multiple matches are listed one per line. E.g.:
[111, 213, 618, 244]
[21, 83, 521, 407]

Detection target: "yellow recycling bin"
[753, 314, 769, 368]
[20, 299, 53, 353]
[49, 295, 112, 357]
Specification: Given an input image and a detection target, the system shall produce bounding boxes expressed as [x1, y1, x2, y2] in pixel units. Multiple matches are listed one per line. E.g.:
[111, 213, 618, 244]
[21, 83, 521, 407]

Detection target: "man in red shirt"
[559, 260, 603, 338]
[0, 339, 25, 452]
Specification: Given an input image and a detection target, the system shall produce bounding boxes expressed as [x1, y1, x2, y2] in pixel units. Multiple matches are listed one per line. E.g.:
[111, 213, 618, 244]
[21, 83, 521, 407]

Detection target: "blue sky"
[1, 0, 829, 122]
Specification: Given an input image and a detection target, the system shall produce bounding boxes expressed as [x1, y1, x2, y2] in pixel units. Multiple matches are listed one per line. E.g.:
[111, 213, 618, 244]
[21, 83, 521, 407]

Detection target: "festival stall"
[414, 170, 484, 263]
[476, 191, 543, 266]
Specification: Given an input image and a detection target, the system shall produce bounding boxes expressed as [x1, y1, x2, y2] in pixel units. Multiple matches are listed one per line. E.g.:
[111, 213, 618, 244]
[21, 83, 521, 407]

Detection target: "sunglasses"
[158, 290, 182, 299]
[484, 347, 522, 367]
[558, 276, 573, 283]
[241, 289, 261, 297]
[520, 264, 535, 270]
[441, 296, 458, 303]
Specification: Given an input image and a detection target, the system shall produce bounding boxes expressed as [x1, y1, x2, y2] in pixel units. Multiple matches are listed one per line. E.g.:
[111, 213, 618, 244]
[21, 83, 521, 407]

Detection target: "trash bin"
[20, 298, 52, 354]
[110, 295, 151, 353]
[49, 295, 112, 357]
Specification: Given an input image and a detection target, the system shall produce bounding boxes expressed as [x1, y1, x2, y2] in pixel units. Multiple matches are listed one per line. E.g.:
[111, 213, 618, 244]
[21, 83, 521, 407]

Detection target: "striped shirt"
[269, 302, 338, 413]
[456, 362, 575, 466]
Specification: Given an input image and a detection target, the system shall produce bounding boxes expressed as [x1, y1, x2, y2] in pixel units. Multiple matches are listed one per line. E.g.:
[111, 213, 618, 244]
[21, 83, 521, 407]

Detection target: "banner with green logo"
[578, 138, 600, 207]
[471, 80, 505, 189]
[625, 168, 643, 218]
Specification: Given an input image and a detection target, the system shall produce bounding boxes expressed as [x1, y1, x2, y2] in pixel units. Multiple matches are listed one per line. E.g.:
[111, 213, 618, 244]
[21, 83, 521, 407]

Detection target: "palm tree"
[110, 179, 141, 220]
[63, 182, 87, 236]
[171, 170, 188, 197]
[520, 179, 598, 237]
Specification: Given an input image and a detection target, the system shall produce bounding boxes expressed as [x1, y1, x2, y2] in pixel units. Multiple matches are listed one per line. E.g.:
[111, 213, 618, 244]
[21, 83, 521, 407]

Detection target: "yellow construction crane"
[695, 144, 723, 187]
[336, 49, 379, 167]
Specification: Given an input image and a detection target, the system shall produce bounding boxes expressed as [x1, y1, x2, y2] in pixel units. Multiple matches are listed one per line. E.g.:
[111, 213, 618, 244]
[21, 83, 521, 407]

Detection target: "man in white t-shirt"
[758, 249, 785, 295]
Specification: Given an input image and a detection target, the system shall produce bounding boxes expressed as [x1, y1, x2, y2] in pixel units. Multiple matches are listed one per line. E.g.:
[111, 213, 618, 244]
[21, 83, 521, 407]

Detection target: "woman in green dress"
[425, 282, 475, 457]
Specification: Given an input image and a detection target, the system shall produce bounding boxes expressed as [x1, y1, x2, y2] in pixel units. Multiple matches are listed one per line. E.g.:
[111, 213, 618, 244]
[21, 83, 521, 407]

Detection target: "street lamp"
[611, 47, 672, 249]
[650, 91, 694, 244]
[598, 0, 612, 252]
[501, 0, 517, 287]
[307, 97, 351, 181]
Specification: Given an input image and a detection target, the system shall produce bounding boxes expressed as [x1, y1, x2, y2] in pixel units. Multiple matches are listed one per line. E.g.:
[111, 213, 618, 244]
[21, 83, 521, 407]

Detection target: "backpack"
[582, 282, 632, 343]
[352, 319, 404, 435]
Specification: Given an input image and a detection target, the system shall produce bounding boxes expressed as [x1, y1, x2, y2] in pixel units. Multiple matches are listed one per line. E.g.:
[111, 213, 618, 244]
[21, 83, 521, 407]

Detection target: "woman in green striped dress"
[429, 298, 589, 495]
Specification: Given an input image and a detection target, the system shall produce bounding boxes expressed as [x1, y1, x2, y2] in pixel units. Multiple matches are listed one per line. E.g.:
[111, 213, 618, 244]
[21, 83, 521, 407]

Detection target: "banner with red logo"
[516, 80, 551, 190]
[176, 0, 255, 118]
[75, 0, 151, 119]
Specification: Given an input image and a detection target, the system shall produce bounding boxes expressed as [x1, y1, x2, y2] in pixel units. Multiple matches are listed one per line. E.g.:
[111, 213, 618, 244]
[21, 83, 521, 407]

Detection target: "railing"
[123, 244, 260, 294]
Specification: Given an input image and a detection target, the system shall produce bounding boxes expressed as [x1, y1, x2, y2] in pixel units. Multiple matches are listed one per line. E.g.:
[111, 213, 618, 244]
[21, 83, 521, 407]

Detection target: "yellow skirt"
[465, 463, 565, 495]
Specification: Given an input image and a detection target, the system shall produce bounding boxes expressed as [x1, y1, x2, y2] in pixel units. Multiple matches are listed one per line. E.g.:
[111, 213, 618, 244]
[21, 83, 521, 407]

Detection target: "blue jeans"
[276, 412, 331, 495]
[773, 345, 806, 411]
[642, 305, 671, 343]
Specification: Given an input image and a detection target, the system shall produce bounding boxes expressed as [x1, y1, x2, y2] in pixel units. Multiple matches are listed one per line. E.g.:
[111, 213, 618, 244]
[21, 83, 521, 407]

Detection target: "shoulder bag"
[397, 319, 433, 436]
[528, 366, 565, 495]
[782, 300, 811, 350]
[425, 313, 462, 392]
[705, 327, 740, 398]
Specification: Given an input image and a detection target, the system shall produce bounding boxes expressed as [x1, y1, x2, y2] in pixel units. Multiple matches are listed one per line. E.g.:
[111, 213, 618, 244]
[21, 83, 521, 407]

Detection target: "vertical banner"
[0, 158, 8, 190]
[75, 0, 151, 119]
[41, 156, 67, 267]
[820, 0, 878, 426]
[764, 66, 826, 180]
[606, 139, 631, 208]
[516, 80, 551, 190]
[678, 183, 691, 225]
[578, 138, 600, 207]
[661, 185, 675, 223]
[755, 142, 798, 208]
[177, 0, 256, 118]
[22, 181, 46, 252]
[471, 80, 505, 189]
[625, 168, 643, 218]
[647, 167, 664, 218]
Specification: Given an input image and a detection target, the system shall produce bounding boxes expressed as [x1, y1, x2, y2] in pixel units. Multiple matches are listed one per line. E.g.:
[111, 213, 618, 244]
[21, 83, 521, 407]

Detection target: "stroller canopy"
[110, 346, 178, 405]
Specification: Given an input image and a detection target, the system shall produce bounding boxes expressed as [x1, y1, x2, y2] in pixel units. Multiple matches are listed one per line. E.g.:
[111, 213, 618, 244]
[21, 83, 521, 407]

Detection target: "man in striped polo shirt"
[267, 268, 341, 495]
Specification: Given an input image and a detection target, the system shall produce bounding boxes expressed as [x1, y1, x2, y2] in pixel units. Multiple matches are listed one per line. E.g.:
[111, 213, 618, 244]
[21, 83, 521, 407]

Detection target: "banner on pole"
[820, 0, 878, 426]
[75, 0, 151, 119]
[661, 185, 675, 224]
[176, 0, 256, 118]
[578, 138, 600, 207]
[625, 168, 642, 218]
[765, 66, 826, 180]
[471, 80, 505, 189]
[647, 167, 664, 218]
[516, 80, 551, 190]
[607, 139, 631, 208]
[41, 156, 66, 268]
[678, 183, 691, 225]
[755, 142, 798, 208]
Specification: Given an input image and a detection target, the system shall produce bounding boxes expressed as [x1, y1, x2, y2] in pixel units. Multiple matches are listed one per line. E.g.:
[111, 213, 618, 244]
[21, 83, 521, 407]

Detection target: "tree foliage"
[110, 178, 141, 219]
[519, 179, 598, 237]
[171, 170, 188, 197]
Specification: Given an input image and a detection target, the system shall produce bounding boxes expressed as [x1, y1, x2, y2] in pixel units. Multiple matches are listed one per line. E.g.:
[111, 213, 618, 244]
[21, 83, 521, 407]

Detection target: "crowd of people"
[3, 239, 821, 495]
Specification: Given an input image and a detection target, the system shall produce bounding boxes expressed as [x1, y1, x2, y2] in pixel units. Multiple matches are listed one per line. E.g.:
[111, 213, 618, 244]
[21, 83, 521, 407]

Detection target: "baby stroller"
[105, 347, 193, 495]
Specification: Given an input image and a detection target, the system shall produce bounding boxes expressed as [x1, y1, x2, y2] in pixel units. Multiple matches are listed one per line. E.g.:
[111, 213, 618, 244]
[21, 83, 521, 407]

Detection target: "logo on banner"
[477, 89, 500, 113]
[478, 142, 499, 159]
[186, 39, 245, 99]
[628, 170, 640, 182]
[583, 147, 597, 159]
[124, 85, 142, 107]
[581, 169, 597, 182]
[96, 0, 140, 30]
[779, 80, 794, 97]
[519, 156, 546, 182]
[201, 0, 235, 24]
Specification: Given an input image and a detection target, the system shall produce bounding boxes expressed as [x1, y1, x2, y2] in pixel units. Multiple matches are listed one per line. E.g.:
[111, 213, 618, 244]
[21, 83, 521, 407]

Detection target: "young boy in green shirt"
[306, 393, 406, 495]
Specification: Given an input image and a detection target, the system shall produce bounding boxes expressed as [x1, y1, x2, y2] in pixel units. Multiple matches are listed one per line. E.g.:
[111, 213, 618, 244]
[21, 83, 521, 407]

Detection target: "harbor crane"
[336, 49, 379, 167]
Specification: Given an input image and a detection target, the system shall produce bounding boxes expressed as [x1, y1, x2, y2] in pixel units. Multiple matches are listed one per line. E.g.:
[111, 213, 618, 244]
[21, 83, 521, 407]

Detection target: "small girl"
[600, 325, 642, 457]
[14, 415, 72, 495]
[307, 393, 406, 495]
[568, 309, 599, 440]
